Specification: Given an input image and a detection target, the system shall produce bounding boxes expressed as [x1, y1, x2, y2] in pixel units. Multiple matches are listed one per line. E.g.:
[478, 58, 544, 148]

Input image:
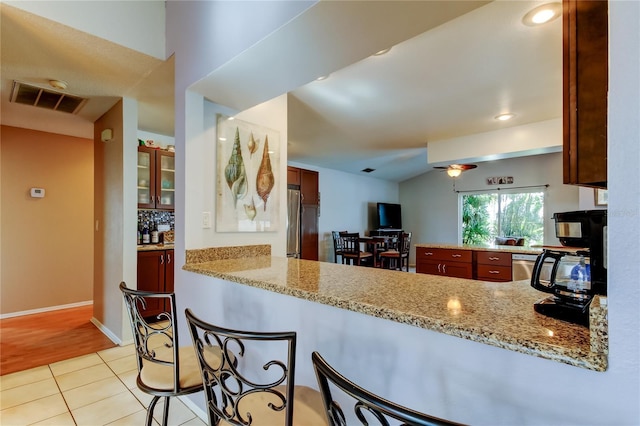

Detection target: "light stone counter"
[137, 243, 175, 251]
[183, 245, 607, 372]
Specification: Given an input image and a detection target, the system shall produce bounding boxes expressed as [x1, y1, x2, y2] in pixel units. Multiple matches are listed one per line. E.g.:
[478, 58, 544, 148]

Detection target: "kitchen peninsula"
[182, 245, 607, 372]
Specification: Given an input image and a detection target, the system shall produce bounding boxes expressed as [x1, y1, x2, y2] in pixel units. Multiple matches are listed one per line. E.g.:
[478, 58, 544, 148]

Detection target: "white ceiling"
[0, 1, 562, 183]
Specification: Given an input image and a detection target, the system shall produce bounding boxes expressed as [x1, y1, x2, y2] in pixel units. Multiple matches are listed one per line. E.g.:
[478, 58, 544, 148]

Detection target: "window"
[461, 191, 544, 246]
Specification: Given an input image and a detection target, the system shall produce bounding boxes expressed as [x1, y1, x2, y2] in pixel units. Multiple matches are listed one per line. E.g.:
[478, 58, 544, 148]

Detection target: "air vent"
[10, 81, 86, 114]
[361, 168, 376, 173]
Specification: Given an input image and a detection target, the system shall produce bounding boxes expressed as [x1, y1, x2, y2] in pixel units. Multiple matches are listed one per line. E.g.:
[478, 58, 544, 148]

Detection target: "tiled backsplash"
[138, 209, 175, 230]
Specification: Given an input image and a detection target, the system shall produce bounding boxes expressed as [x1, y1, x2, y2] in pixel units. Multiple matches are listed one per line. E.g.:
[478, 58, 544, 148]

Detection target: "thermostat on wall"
[30, 187, 45, 198]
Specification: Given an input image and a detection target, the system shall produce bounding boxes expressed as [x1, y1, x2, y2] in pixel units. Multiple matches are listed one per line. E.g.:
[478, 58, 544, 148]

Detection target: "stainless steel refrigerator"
[286, 189, 301, 258]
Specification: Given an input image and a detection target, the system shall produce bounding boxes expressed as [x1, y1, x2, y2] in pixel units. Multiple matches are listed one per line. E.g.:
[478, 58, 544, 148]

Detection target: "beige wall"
[0, 125, 93, 315]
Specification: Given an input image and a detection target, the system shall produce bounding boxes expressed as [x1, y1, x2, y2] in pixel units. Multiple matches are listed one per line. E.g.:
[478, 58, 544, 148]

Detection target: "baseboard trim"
[89, 317, 123, 345]
[0, 300, 93, 320]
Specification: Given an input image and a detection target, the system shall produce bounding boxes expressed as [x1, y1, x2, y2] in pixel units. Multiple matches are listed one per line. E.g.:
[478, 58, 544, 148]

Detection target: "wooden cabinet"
[136, 249, 174, 319]
[137, 147, 175, 209]
[288, 166, 319, 261]
[416, 247, 473, 279]
[287, 166, 301, 186]
[563, 0, 608, 188]
[475, 251, 512, 282]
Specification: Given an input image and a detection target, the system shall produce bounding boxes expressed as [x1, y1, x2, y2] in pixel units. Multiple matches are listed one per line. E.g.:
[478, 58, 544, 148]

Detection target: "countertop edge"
[182, 260, 607, 372]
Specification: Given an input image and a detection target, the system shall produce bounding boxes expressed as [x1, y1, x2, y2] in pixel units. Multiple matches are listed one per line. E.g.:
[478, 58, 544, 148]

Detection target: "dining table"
[359, 235, 397, 268]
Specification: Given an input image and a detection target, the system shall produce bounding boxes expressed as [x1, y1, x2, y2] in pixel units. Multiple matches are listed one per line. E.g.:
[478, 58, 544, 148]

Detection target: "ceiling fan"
[434, 164, 478, 178]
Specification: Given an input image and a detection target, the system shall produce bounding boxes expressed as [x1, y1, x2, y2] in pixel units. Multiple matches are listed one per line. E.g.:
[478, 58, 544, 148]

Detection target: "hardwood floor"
[0, 305, 117, 376]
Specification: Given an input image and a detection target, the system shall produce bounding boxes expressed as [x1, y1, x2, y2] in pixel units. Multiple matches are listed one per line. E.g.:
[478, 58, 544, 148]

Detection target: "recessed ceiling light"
[495, 113, 516, 121]
[373, 48, 391, 56]
[522, 3, 562, 26]
[315, 75, 329, 81]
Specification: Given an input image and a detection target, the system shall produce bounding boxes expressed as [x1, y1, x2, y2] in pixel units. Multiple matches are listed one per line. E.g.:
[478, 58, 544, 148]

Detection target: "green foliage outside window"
[462, 192, 544, 246]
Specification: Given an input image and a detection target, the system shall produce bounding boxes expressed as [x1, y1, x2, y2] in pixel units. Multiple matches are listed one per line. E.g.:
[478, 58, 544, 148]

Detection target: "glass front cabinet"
[137, 146, 175, 210]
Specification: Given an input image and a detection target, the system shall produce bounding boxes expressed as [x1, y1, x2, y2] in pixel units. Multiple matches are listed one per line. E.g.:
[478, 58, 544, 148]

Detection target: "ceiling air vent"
[10, 81, 86, 114]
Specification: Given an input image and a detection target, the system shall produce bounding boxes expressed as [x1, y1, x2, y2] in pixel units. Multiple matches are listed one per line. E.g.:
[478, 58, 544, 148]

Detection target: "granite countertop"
[137, 243, 175, 251]
[182, 246, 607, 371]
[415, 242, 543, 255]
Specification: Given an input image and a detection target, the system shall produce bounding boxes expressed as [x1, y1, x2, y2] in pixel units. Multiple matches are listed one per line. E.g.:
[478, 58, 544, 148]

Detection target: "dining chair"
[120, 282, 218, 426]
[339, 232, 373, 266]
[185, 308, 327, 426]
[311, 352, 464, 426]
[379, 232, 411, 271]
[331, 231, 346, 263]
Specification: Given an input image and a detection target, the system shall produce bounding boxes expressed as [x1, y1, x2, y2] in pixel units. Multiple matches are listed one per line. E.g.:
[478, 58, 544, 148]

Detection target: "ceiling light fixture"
[522, 3, 562, 26]
[495, 113, 516, 121]
[434, 164, 478, 178]
[49, 79, 68, 90]
[373, 48, 391, 56]
[315, 75, 329, 81]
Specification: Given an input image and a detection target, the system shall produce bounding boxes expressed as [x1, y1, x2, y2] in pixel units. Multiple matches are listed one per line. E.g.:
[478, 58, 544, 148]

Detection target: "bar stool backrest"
[185, 309, 300, 426]
[312, 351, 464, 426]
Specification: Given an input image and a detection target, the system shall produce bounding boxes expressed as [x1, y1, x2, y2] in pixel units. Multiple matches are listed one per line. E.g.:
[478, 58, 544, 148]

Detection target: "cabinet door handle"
[437, 263, 441, 273]
[160, 254, 164, 265]
[167, 253, 171, 264]
[149, 196, 154, 203]
[425, 252, 433, 256]
[489, 257, 500, 261]
[442, 264, 447, 274]
[157, 196, 161, 204]
[451, 254, 462, 258]
[489, 270, 500, 274]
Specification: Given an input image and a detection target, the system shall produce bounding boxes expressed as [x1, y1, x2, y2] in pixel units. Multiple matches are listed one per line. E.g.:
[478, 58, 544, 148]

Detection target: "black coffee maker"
[531, 210, 607, 325]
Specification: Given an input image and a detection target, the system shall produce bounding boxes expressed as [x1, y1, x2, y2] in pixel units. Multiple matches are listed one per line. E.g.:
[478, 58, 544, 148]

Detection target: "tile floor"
[0, 344, 206, 426]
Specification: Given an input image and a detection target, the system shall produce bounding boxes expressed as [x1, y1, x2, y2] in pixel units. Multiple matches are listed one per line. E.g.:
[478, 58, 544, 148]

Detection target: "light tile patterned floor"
[0, 345, 206, 425]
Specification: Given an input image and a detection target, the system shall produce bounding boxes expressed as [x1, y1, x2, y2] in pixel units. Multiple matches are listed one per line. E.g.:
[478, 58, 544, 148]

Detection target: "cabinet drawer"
[416, 247, 472, 263]
[416, 259, 474, 279]
[477, 265, 512, 282]
[476, 251, 512, 267]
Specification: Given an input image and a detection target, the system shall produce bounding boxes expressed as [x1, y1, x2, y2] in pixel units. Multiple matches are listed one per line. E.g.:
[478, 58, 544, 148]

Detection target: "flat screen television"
[377, 203, 402, 230]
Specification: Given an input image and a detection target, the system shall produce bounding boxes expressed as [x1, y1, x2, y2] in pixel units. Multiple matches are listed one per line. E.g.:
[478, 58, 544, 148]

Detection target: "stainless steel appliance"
[286, 188, 301, 258]
[530, 210, 607, 325]
[512, 253, 553, 281]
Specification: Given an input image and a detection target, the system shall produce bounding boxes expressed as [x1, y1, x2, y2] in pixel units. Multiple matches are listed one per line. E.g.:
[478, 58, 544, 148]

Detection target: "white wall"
[401, 152, 578, 262]
[167, 1, 639, 424]
[183, 95, 288, 254]
[288, 162, 399, 262]
[7, 1, 166, 59]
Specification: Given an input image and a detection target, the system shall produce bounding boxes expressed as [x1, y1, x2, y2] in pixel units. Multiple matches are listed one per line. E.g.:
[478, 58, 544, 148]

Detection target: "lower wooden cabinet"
[476, 251, 513, 282]
[136, 249, 174, 319]
[415, 247, 473, 279]
[416, 247, 514, 282]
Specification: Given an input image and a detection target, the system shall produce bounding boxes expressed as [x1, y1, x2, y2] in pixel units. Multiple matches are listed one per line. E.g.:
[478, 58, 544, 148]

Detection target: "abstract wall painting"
[216, 114, 279, 232]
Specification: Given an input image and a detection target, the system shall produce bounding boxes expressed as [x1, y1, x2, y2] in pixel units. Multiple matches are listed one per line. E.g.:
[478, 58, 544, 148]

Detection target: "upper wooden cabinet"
[138, 147, 175, 209]
[287, 166, 301, 186]
[563, 0, 608, 188]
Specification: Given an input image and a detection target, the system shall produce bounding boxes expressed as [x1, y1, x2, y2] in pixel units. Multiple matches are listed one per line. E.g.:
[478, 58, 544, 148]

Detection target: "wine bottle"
[151, 220, 159, 244]
[142, 222, 150, 244]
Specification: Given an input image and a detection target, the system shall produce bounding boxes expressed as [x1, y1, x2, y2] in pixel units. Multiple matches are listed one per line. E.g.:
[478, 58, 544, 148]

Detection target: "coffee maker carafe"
[531, 210, 607, 325]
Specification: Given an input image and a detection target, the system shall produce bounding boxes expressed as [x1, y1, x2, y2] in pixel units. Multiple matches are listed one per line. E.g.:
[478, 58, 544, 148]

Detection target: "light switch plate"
[202, 212, 211, 228]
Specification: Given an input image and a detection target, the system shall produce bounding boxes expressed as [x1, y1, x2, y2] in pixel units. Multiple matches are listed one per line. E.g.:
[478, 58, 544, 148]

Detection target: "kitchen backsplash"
[138, 209, 175, 230]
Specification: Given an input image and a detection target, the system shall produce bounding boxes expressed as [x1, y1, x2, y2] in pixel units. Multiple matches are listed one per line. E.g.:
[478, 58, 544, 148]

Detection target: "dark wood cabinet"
[137, 147, 175, 209]
[288, 166, 319, 261]
[563, 0, 608, 188]
[415, 247, 473, 279]
[287, 166, 301, 186]
[136, 249, 174, 319]
[476, 251, 513, 282]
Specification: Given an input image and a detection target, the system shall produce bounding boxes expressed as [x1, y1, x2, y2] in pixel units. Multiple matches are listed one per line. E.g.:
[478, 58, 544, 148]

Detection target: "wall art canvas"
[216, 114, 279, 232]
